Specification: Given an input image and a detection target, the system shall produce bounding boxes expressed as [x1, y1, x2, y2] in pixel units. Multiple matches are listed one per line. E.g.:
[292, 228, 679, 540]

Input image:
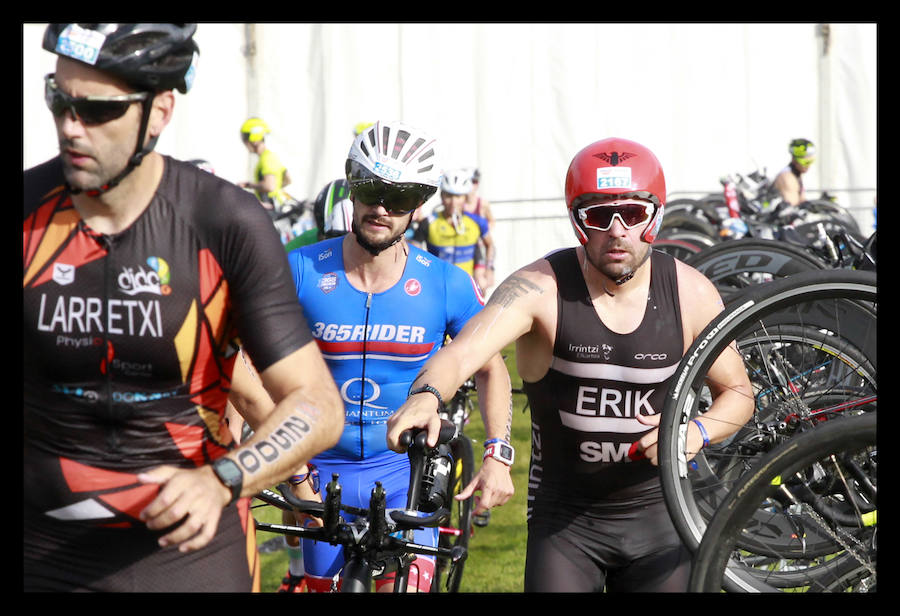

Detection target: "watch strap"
[407, 384, 445, 410]
[212, 457, 243, 506]
[483, 441, 515, 466]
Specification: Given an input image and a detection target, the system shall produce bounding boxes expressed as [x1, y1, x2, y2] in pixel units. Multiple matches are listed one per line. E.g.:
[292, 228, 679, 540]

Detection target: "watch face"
[500, 445, 513, 460]
[214, 457, 242, 486]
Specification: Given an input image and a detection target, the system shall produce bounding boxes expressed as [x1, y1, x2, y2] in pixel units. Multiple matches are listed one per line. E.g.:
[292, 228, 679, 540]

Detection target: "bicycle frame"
[253, 420, 466, 593]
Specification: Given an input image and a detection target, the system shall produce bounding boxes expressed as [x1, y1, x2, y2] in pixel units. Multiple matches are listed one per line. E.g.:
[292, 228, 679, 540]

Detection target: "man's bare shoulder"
[674, 258, 726, 336]
[674, 258, 721, 302]
[486, 257, 557, 310]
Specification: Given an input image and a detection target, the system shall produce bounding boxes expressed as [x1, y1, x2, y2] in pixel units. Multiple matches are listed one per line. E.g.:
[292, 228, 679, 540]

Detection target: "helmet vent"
[416, 148, 435, 174]
[391, 130, 410, 159]
[402, 138, 426, 163]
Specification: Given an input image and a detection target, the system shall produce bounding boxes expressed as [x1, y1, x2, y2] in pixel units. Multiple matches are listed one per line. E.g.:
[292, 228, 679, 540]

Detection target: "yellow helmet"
[353, 121, 374, 136]
[789, 138, 816, 167]
[240, 117, 270, 143]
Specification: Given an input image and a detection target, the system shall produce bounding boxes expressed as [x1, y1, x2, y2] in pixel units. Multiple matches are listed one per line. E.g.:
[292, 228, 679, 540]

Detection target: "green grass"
[253, 343, 530, 593]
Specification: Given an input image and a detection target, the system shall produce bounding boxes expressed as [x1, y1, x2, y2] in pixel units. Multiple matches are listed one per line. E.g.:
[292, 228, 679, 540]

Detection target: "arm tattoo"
[503, 397, 513, 443]
[234, 403, 318, 476]
[487, 275, 544, 309]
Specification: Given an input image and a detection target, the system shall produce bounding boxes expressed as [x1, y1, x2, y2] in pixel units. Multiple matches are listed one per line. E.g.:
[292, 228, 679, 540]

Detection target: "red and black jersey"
[23, 156, 313, 527]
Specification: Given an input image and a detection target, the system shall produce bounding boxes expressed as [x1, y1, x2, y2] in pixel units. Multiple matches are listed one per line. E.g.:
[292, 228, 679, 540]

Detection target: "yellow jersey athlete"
[239, 117, 293, 211]
[415, 169, 494, 291]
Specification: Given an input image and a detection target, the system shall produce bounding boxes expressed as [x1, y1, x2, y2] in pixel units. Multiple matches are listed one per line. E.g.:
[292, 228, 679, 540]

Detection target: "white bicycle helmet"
[345, 120, 440, 197]
[440, 168, 473, 196]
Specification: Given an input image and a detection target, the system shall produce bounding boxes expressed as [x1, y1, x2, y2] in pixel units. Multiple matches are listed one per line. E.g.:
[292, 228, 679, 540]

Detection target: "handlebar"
[253, 419, 465, 582]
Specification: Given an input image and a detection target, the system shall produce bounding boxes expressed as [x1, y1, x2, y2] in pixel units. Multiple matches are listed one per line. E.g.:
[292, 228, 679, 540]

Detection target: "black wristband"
[408, 384, 445, 410]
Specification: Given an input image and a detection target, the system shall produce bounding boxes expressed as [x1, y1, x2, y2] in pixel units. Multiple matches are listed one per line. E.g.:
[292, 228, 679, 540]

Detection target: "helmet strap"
[614, 247, 652, 285]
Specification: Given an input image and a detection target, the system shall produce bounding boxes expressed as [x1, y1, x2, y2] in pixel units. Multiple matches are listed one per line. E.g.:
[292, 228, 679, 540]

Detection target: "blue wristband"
[692, 418, 710, 449]
[483, 437, 510, 448]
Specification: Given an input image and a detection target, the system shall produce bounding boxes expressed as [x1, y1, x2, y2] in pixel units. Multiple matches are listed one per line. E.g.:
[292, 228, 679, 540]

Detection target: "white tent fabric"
[23, 23, 876, 289]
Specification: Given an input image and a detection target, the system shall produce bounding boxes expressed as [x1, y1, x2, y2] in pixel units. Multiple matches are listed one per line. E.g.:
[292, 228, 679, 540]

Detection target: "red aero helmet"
[564, 137, 666, 245]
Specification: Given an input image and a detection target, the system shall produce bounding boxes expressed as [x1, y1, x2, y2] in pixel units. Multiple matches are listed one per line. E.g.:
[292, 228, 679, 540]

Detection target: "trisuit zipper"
[358, 292, 373, 459]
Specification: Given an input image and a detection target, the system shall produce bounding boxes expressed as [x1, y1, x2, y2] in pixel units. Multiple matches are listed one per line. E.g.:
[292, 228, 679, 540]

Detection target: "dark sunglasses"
[577, 200, 654, 231]
[44, 73, 150, 126]
[350, 179, 431, 215]
[288, 464, 320, 494]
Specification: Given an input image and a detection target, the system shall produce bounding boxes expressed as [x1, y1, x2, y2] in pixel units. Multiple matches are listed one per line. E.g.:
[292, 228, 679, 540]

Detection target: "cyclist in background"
[772, 138, 815, 206]
[24, 23, 343, 592]
[388, 137, 753, 592]
[465, 167, 497, 294]
[238, 117, 294, 212]
[465, 167, 495, 229]
[284, 178, 353, 251]
[231, 120, 514, 592]
[415, 169, 495, 295]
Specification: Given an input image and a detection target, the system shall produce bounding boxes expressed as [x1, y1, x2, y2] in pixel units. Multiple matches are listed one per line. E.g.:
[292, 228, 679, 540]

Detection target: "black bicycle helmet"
[43, 23, 199, 93]
[42, 24, 200, 195]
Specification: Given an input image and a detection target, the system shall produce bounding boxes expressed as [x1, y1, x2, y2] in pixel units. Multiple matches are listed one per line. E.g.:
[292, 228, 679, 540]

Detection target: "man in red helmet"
[387, 137, 753, 592]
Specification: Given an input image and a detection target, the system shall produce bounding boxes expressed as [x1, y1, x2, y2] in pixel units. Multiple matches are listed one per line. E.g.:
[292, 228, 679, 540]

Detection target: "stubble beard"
[585, 239, 650, 282]
[351, 217, 407, 256]
[59, 138, 130, 193]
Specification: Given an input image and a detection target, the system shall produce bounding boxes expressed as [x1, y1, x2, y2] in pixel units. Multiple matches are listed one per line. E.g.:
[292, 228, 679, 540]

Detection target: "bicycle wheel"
[689, 412, 876, 592]
[657, 269, 877, 589]
[659, 210, 721, 243]
[685, 238, 826, 303]
[432, 435, 474, 592]
[654, 231, 717, 262]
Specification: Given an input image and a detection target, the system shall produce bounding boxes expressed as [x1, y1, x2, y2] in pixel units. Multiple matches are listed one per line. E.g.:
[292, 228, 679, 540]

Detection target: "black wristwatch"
[212, 457, 244, 506]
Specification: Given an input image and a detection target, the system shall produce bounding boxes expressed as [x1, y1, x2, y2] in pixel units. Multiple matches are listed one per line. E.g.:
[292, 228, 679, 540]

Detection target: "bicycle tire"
[689, 412, 876, 592]
[685, 238, 826, 303]
[667, 197, 727, 224]
[654, 228, 719, 260]
[653, 238, 708, 262]
[803, 199, 861, 235]
[433, 434, 474, 592]
[659, 211, 721, 243]
[657, 269, 877, 590]
[666, 323, 875, 556]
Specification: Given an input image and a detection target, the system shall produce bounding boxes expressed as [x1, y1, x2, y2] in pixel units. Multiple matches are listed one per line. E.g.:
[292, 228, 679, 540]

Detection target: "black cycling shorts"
[523, 498, 691, 592]
[23, 503, 257, 592]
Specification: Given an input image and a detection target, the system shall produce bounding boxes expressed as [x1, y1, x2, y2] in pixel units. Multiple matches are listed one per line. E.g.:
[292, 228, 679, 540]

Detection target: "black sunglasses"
[44, 73, 151, 126]
[350, 179, 432, 215]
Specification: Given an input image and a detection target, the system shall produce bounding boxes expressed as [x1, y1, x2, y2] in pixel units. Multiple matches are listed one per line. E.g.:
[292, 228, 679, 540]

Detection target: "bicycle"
[689, 411, 876, 592]
[253, 420, 468, 592]
[684, 237, 829, 303]
[654, 268, 876, 591]
[434, 379, 477, 591]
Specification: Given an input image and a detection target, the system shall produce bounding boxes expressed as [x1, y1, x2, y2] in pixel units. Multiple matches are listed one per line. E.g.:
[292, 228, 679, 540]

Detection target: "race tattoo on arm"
[503, 396, 513, 443]
[233, 403, 320, 477]
[487, 275, 544, 309]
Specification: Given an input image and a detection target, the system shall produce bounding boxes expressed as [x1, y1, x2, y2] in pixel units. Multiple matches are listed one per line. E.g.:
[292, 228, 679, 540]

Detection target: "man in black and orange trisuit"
[23, 23, 343, 592]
